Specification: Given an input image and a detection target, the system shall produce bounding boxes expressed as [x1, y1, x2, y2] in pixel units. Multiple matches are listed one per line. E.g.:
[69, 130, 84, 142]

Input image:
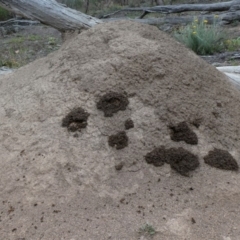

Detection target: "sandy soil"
[1, 21, 240, 240]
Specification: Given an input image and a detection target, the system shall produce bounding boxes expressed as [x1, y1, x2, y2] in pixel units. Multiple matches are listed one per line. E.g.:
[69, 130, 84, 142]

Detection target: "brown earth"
[1, 20, 240, 240]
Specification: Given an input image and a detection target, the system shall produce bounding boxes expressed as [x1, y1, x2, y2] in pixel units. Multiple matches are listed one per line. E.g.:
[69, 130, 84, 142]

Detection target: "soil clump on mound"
[1, 21, 240, 240]
[204, 148, 239, 171]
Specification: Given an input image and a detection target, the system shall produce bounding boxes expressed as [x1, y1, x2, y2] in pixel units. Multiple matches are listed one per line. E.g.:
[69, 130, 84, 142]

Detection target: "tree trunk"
[85, 0, 90, 14]
[0, 0, 102, 32]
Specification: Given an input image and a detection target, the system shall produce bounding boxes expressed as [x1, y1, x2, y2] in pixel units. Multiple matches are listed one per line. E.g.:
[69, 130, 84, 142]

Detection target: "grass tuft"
[174, 17, 226, 55]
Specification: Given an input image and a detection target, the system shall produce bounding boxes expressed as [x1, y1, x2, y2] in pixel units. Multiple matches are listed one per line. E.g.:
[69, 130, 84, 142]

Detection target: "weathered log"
[100, 0, 240, 19]
[0, 0, 102, 32]
[102, 9, 240, 26]
[102, 16, 193, 25]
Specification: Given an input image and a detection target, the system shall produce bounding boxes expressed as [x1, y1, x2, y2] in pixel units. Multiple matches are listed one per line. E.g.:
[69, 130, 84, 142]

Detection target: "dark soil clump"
[204, 148, 239, 171]
[145, 146, 166, 167]
[167, 147, 200, 176]
[108, 131, 128, 150]
[62, 107, 90, 132]
[97, 92, 129, 117]
[125, 118, 134, 130]
[115, 162, 124, 171]
[169, 122, 198, 145]
[191, 118, 202, 128]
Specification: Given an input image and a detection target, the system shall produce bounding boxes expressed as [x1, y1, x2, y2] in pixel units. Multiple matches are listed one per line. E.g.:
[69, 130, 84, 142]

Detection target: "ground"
[0, 25, 61, 68]
[1, 19, 240, 240]
[0, 22, 240, 69]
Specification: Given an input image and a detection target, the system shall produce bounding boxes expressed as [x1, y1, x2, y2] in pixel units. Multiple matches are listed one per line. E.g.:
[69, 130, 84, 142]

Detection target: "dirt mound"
[1, 20, 240, 240]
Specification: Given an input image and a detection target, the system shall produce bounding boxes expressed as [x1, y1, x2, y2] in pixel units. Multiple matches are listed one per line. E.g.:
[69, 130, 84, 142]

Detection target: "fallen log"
[102, 9, 240, 26]
[100, 0, 240, 19]
[0, 0, 102, 32]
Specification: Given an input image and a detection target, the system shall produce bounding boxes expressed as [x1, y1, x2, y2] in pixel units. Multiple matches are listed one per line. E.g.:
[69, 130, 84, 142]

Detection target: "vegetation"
[0, 33, 60, 68]
[225, 37, 240, 52]
[174, 17, 227, 55]
[0, 0, 239, 69]
[139, 223, 156, 237]
[0, 6, 11, 21]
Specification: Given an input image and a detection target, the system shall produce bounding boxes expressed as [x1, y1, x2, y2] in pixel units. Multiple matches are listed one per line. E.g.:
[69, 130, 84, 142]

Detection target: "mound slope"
[1, 21, 240, 239]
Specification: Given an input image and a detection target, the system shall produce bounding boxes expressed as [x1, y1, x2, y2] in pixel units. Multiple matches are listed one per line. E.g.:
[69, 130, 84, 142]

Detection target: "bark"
[0, 0, 102, 32]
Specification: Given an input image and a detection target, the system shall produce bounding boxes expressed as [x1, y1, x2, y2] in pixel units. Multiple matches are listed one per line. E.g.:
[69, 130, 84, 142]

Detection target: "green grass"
[174, 17, 227, 55]
[47, 37, 57, 45]
[28, 35, 42, 41]
[8, 36, 25, 44]
[8, 35, 42, 44]
[7, 35, 42, 47]
[224, 37, 240, 51]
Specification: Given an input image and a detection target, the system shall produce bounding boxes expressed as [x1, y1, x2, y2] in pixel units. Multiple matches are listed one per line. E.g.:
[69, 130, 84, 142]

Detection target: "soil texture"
[1, 21, 240, 240]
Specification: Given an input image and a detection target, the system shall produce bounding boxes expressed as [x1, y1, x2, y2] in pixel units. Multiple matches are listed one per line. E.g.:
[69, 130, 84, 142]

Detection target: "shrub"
[174, 17, 226, 55]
